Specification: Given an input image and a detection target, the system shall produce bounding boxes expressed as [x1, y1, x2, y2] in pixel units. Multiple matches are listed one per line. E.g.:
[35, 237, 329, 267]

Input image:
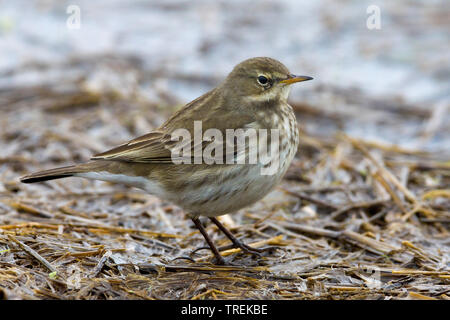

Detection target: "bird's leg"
[191, 217, 226, 265]
[209, 217, 271, 255]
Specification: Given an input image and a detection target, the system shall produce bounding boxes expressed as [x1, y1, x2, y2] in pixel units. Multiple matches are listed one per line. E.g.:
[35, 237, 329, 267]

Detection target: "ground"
[0, 74, 448, 299]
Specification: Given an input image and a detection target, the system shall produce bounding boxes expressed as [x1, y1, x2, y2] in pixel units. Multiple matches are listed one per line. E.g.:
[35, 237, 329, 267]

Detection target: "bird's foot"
[230, 240, 276, 257]
[211, 255, 235, 266]
[189, 246, 233, 265]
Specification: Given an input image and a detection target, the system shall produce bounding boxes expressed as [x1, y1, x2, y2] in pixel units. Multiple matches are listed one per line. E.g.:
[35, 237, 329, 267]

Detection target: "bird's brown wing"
[91, 130, 177, 163]
[92, 88, 257, 164]
[91, 125, 259, 164]
[92, 89, 218, 163]
[90, 129, 243, 164]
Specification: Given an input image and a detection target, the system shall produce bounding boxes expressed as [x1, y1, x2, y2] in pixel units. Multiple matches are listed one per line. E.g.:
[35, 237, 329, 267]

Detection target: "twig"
[264, 222, 316, 242]
[86, 225, 181, 238]
[373, 171, 406, 213]
[294, 185, 371, 193]
[220, 235, 286, 257]
[330, 199, 389, 220]
[191, 289, 230, 300]
[162, 264, 269, 273]
[386, 161, 450, 172]
[275, 222, 400, 256]
[342, 230, 400, 255]
[2, 200, 54, 219]
[276, 221, 340, 238]
[408, 291, 438, 300]
[344, 134, 418, 203]
[89, 250, 112, 278]
[8, 234, 57, 274]
[281, 188, 339, 210]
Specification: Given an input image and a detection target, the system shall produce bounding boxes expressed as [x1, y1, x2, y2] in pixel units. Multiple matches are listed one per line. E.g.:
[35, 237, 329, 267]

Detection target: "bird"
[20, 57, 313, 265]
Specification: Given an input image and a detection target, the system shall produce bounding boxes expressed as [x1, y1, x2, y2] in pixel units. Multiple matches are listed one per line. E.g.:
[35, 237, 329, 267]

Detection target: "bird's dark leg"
[191, 217, 226, 265]
[209, 217, 269, 255]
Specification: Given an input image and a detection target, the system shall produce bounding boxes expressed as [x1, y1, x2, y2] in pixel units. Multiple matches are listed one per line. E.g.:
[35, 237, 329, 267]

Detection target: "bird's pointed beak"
[280, 74, 313, 85]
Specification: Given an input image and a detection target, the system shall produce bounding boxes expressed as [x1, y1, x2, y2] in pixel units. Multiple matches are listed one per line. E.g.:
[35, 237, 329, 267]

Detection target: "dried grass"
[0, 65, 448, 300]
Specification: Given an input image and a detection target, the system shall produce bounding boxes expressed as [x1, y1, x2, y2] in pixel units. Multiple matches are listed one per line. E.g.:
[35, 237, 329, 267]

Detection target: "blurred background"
[0, 0, 449, 156]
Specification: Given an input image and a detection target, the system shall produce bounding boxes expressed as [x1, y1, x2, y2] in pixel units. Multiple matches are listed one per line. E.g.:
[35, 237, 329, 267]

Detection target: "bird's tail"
[20, 165, 81, 183]
[20, 162, 107, 184]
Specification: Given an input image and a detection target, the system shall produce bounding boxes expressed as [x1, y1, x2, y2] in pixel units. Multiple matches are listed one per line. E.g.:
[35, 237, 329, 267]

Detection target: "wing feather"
[91, 89, 259, 164]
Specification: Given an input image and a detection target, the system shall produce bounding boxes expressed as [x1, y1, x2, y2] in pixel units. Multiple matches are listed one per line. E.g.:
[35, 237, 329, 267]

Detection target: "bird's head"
[221, 57, 313, 103]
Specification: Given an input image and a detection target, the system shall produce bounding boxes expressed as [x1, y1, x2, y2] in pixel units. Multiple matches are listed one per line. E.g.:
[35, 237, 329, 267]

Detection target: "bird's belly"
[168, 164, 280, 217]
[171, 144, 297, 216]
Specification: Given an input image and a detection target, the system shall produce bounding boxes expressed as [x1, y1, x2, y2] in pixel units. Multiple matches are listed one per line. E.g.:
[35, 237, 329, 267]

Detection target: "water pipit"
[21, 57, 313, 265]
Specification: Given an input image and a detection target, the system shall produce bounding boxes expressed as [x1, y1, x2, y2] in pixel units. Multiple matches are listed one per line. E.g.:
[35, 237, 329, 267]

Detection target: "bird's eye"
[257, 75, 269, 85]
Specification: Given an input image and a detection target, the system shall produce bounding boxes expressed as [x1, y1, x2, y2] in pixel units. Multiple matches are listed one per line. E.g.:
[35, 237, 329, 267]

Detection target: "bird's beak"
[280, 75, 313, 85]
